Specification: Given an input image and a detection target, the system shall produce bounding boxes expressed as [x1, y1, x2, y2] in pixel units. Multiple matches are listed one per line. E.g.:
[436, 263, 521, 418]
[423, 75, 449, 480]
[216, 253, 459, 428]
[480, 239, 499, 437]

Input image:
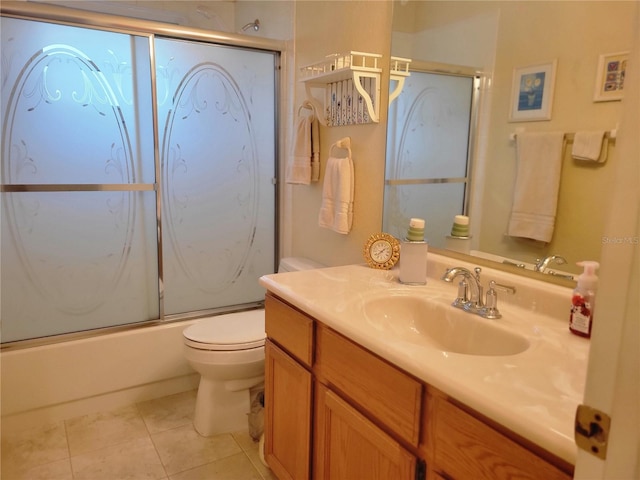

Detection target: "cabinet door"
[314, 384, 417, 480]
[433, 397, 572, 480]
[264, 340, 312, 480]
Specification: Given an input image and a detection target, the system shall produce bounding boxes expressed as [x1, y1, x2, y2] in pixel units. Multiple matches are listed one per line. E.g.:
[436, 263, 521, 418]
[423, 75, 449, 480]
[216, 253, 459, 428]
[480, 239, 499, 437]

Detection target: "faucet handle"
[482, 281, 516, 319]
[490, 280, 516, 295]
[453, 279, 469, 308]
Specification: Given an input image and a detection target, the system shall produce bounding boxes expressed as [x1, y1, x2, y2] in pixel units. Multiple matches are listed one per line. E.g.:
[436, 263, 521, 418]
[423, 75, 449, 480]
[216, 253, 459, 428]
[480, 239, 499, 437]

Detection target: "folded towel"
[318, 152, 354, 234]
[507, 132, 565, 243]
[572, 131, 608, 163]
[285, 115, 312, 184]
[311, 116, 320, 182]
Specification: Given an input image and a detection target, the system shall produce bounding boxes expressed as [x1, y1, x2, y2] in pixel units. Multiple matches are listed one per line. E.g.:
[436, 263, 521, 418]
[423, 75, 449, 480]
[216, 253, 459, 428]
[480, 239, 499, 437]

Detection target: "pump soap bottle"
[399, 218, 428, 285]
[569, 261, 600, 338]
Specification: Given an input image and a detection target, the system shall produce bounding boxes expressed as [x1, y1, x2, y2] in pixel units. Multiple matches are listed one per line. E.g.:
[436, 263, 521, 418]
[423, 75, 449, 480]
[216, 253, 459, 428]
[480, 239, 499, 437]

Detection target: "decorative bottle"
[569, 261, 599, 338]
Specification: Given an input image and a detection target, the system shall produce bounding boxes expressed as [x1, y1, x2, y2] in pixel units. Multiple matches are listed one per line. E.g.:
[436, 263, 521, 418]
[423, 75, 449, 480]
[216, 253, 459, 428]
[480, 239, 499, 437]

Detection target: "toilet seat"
[183, 309, 265, 351]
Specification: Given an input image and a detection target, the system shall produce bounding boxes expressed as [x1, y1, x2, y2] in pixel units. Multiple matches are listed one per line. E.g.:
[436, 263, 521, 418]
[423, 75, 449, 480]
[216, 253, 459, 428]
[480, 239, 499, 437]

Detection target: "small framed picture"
[594, 51, 628, 102]
[509, 60, 557, 122]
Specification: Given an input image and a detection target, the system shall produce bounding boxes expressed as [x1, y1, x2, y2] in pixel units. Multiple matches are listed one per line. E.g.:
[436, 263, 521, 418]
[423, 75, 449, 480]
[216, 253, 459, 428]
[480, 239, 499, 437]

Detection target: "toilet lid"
[183, 309, 265, 350]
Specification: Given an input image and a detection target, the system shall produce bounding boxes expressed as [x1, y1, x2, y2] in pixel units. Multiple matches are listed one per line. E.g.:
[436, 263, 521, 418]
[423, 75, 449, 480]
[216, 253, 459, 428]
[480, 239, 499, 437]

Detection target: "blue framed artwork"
[509, 60, 557, 122]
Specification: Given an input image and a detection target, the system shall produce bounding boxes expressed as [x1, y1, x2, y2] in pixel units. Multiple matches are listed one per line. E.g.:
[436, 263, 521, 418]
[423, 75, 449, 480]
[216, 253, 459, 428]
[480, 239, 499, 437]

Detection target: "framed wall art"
[593, 51, 628, 102]
[509, 60, 557, 122]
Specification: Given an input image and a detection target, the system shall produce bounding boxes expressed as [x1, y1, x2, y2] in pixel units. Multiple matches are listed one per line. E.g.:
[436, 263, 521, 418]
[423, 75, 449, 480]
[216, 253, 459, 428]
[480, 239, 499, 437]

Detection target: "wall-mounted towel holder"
[509, 128, 617, 143]
[330, 136, 352, 157]
[297, 99, 318, 117]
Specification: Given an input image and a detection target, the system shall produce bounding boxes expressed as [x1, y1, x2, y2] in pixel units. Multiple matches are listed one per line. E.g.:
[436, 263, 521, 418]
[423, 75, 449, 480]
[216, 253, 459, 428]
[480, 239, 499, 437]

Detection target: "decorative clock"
[363, 233, 400, 270]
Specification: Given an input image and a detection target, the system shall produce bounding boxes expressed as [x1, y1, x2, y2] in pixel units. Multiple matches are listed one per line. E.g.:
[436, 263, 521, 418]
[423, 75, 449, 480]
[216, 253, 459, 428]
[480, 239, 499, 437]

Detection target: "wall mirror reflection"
[386, 1, 634, 280]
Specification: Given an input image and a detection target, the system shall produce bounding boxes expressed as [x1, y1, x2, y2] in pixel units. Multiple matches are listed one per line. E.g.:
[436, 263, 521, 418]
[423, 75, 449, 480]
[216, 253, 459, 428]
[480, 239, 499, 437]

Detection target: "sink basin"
[361, 294, 530, 356]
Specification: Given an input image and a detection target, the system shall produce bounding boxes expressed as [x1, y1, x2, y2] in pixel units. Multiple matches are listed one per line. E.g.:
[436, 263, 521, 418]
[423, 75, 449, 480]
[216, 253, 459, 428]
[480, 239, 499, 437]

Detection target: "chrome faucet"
[441, 266, 484, 313]
[441, 266, 516, 319]
[534, 255, 567, 273]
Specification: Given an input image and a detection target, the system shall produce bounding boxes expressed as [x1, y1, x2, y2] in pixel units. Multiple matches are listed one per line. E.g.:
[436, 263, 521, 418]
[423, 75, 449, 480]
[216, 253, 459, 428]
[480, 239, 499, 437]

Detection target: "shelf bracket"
[353, 71, 380, 123]
[389, 56, 412, 105]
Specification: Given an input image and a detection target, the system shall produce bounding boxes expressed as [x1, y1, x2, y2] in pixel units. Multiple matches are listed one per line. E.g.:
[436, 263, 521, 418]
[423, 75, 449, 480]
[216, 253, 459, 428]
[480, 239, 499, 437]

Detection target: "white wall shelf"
[389, 56, 412, 105]
[300, 51, 382, 126]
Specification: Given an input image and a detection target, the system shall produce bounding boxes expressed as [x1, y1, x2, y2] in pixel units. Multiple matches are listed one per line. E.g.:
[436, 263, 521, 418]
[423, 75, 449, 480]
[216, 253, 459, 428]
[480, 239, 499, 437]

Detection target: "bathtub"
[0, 315, 241, 434]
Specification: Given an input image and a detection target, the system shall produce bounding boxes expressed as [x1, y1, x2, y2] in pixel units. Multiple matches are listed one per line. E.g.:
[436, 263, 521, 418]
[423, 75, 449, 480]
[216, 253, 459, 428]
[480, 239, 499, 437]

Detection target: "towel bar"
[509, 129, 617, 142]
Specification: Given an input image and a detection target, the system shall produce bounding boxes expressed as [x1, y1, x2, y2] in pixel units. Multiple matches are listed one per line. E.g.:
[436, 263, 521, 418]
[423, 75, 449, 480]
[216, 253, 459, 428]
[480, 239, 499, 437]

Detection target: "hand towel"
[285, 115, 312, 184]
[507, 132, 565, 243]
[318, 153, 354, 234]
[572, 131, 608, 163]
[310, 117, 320, 182]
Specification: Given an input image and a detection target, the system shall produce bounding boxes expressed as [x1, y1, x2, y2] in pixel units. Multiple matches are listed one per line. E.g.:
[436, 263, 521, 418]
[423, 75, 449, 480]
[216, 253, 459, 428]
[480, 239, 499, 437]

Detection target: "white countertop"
[259, 255, 590, 464]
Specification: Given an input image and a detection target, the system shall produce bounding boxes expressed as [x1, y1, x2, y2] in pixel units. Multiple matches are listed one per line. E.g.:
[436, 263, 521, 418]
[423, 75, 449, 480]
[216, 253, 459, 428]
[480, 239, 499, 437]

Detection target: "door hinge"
[415, 459, 426, 480]
[575, 404, 611, 460]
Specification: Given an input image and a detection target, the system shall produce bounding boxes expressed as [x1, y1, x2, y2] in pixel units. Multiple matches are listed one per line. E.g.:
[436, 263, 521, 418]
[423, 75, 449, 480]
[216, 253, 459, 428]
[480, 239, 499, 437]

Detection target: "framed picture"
[509, 60, 557, 122]
[594, 51, 628, 102]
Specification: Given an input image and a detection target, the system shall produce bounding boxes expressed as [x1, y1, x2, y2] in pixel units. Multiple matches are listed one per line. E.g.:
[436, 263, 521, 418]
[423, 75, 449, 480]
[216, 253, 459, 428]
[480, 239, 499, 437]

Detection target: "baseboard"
[1, 373, 200, 435]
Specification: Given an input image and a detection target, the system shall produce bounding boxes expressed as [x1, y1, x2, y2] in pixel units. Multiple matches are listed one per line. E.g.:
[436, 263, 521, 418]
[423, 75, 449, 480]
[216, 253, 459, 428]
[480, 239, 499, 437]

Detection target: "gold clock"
[363, 233, 400, 270]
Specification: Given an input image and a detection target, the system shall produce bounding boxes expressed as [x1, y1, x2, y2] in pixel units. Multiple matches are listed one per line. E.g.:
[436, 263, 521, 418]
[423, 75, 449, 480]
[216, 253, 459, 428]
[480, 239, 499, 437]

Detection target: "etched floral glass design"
[155, 38, 276, 315]
[1, 17, 276, 342]
[384, 71, 474, 245]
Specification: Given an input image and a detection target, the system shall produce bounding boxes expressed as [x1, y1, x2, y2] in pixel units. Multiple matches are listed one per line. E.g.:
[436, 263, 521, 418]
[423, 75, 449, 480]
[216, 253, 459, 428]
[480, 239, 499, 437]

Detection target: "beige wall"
[480, 1, 635, 268]
[286, 1, 393, 266]
[389, 1, 635, 272]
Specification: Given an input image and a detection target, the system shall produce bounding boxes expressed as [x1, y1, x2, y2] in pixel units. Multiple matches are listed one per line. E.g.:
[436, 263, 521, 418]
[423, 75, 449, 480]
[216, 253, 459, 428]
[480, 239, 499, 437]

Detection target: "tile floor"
[1, 390, 278, 480]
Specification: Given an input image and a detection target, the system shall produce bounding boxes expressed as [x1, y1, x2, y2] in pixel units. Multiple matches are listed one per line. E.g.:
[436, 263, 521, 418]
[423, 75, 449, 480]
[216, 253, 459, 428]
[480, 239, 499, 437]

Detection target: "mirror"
[385, 1, 635, 281]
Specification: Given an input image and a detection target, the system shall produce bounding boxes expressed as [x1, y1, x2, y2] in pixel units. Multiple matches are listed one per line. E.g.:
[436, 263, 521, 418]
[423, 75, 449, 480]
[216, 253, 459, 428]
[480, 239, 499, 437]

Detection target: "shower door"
[1, 15, 277, 343]
[384, 70, 477, 246]
[155, 38, 276, 316]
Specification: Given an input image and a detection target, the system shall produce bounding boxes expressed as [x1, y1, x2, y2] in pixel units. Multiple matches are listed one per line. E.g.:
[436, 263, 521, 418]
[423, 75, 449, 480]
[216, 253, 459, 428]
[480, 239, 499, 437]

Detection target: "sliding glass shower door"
[1, 15, 277, 343]
[155, 38, 276, 316]
[384, 70, 477, 246]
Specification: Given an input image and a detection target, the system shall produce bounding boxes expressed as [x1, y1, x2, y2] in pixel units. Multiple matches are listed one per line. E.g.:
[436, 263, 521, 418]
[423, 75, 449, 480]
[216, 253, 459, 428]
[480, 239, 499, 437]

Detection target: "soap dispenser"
[399, 218, 428, 285]
[569, 261, 599, 338]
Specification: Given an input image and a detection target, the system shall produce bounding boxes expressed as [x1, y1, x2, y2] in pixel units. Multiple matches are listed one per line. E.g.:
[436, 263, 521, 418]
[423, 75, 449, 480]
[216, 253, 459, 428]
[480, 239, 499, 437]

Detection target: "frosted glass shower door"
[155, 39, 276, 315]
[384, 71, 475, 247]
[1, 18, 159, 342]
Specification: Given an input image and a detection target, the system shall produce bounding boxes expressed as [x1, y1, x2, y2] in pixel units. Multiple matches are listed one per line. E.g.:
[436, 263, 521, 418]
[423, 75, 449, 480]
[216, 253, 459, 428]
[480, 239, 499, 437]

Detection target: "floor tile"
[168, 452, 262, 480]
[3, 458, 73, 480]
[151, 425, 243, 475]
[2, 390, 279, 480]
[0, 421, 69, 479]
[70, 436, 166, 480]
[65, 404, 149, 456]
[137, 390, 197, 434]
[231, 431, 277, 480]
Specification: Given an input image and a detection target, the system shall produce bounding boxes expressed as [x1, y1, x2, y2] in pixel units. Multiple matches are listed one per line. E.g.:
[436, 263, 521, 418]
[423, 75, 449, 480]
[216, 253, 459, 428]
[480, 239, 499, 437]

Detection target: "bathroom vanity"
[259, 256, 588, 480]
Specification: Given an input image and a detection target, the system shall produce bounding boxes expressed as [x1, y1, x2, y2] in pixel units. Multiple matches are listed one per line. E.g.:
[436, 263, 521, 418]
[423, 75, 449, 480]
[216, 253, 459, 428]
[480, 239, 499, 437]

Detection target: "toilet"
[183, 257, 325, 436]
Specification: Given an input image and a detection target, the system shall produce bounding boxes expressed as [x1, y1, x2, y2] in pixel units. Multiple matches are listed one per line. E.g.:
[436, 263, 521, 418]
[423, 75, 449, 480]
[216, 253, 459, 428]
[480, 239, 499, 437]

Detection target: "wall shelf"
[300, 52, 382, 126]
[389, 56, 412, 105]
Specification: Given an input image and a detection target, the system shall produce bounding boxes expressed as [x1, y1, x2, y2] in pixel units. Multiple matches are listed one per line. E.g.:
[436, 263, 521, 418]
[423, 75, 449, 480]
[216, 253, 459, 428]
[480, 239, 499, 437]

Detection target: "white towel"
[310, 117, 320, 182]
[572, 131, 608, 163]
[318, 154, 354, 234]
[507, 132, 565, 243]
[285, 115, 312, 184]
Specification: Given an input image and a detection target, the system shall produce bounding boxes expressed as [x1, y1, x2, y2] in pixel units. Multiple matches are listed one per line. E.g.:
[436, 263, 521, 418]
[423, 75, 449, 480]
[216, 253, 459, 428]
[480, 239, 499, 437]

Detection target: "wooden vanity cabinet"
[264, 294, 314, 480]
[314, 383, 417, 479]
[264, 341, 312, 480]
[429, 395, 572, 480]
[264, 292, 573, 480]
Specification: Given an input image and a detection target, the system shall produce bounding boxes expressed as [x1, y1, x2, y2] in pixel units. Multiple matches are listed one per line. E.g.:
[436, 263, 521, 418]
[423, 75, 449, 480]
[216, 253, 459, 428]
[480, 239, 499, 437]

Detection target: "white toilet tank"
[278, 256, 326, 273]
